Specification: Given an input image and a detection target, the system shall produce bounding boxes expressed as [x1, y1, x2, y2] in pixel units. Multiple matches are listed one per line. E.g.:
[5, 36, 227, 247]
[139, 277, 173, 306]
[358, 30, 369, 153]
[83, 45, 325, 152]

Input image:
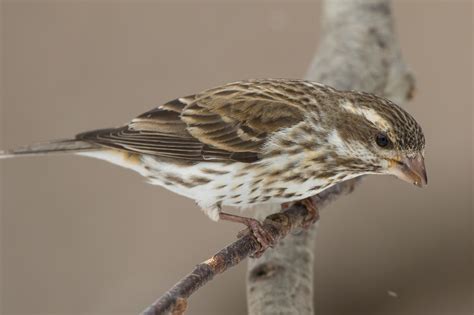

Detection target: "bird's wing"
[77, 80, 307, 163]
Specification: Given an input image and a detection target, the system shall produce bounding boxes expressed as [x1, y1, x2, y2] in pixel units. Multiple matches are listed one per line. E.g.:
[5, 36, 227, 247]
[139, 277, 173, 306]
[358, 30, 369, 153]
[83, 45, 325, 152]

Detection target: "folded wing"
[77, 79, 307, 163]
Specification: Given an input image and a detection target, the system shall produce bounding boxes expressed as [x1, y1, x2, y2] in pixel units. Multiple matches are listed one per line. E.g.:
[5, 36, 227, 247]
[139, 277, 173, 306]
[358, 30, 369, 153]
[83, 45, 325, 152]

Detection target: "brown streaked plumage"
[0, 79, 427, 252]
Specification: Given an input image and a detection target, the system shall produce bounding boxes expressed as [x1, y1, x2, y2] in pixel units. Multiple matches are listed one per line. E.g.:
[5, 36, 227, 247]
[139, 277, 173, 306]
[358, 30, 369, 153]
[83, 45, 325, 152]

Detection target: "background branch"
[246, 0, 415, 314]
[140, 0, 414, 314]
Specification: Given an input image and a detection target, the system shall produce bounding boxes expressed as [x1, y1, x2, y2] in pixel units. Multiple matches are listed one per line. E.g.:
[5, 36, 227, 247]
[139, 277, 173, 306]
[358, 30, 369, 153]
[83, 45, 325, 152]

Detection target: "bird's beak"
[389, 153, 428, 187]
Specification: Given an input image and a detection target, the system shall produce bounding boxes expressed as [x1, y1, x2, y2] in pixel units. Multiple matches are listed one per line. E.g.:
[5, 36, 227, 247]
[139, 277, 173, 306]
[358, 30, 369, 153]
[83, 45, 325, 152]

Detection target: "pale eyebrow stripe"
[340, 101, 391, 130]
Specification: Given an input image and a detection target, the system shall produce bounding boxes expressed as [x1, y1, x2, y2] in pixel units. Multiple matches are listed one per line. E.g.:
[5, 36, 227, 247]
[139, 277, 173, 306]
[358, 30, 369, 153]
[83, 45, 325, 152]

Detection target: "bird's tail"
[0, 139, 100, 159]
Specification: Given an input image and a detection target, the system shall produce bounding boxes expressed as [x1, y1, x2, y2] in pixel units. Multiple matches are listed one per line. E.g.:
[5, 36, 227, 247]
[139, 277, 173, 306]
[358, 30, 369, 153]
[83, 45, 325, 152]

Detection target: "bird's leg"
[281, 202, 291, 210]
[219, 212, 276, 258]
[297, 197, 320, 229]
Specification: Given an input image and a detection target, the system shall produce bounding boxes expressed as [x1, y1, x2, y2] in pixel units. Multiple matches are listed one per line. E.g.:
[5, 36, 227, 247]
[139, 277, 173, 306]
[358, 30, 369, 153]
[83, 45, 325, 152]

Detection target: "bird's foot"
[281, 202, 291, 210]
[298, 197, 320, 229]
[219, 212, 276, 258]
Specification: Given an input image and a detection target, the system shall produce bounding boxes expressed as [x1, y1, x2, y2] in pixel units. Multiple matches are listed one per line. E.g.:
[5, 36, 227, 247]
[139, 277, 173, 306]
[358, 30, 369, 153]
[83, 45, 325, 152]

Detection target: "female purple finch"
[1, 79, 427, 249]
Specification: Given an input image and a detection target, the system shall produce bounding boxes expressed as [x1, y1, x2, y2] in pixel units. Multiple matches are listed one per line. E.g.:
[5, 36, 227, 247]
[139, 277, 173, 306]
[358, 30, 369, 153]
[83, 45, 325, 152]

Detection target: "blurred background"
[1, 1, 472, 315]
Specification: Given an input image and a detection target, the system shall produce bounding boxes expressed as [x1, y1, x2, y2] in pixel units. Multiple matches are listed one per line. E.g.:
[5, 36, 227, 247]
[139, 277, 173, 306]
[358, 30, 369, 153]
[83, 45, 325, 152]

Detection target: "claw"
[219, 212, 277, 258]
[298, 198, 319, 229]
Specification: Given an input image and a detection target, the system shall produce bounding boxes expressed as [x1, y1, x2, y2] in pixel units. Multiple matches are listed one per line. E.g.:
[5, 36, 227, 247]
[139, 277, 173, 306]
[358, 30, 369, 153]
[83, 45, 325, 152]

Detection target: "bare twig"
[140, 203, 306, 315]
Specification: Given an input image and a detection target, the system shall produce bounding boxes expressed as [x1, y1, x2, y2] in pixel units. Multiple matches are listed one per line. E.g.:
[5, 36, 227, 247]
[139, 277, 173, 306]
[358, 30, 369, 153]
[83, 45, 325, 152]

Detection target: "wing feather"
[77, 79, 308, 163]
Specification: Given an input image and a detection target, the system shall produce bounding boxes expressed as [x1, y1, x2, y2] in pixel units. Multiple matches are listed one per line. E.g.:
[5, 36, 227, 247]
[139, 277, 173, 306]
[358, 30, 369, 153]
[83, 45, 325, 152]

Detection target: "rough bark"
[140, 202, 322, 315]
[246, 0, 415, 314]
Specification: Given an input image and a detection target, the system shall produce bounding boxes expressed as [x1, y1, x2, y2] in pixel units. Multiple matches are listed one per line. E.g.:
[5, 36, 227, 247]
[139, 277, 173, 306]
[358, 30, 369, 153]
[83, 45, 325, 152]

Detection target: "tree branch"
[141, 0, 414, 314]
[139, 197, 337, 315]
[247, 0, 414, 314]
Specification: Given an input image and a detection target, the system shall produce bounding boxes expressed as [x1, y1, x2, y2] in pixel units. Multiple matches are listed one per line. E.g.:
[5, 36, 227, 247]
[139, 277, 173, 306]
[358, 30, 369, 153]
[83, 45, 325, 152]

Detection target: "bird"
[1, 79, 427, 251]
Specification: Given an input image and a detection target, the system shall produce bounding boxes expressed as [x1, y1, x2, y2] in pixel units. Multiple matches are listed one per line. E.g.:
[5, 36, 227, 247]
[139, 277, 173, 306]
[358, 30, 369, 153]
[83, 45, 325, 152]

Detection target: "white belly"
[77, 150, 346, 221]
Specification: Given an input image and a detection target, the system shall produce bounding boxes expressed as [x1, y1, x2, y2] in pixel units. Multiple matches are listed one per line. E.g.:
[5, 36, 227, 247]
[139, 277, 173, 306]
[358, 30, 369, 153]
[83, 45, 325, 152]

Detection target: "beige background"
[1, 1, 472, 315]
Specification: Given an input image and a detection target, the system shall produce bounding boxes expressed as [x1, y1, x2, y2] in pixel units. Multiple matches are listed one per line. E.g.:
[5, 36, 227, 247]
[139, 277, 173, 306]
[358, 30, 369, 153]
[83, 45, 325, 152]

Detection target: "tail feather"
[0, 139, 100, 159]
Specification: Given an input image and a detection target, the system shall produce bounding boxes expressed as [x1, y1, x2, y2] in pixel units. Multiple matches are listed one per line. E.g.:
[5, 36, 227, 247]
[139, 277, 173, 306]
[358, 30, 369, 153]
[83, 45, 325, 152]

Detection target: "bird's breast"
[140, 151, 351, 208]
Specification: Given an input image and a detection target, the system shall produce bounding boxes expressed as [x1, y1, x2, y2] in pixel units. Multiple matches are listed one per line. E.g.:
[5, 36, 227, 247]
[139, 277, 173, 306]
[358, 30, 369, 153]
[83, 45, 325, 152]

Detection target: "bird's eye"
[375, 133, 390, 148]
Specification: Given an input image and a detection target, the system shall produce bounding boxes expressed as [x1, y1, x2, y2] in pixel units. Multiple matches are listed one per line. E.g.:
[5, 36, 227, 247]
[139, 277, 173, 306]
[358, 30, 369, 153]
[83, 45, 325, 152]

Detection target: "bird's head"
[327, 92, 427, 187]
